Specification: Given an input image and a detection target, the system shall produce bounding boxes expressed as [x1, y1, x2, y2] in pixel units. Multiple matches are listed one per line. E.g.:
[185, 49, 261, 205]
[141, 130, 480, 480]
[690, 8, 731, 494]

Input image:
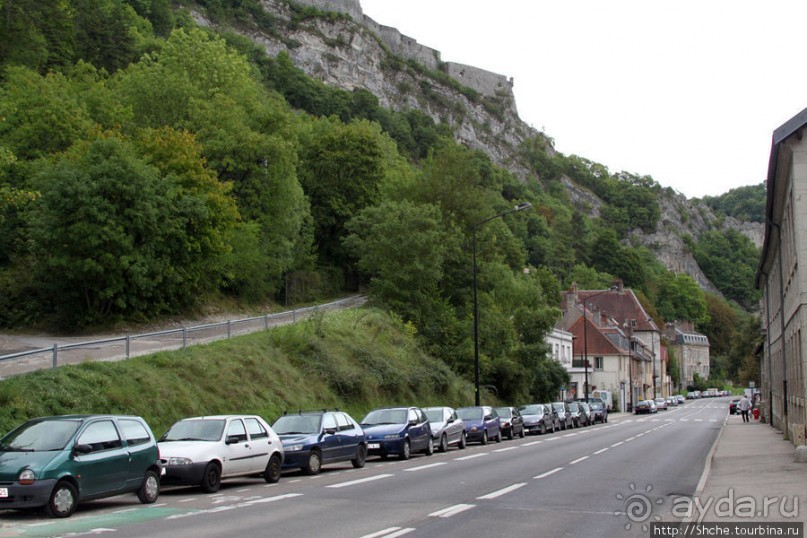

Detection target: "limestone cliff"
[209, 0, 763, 291]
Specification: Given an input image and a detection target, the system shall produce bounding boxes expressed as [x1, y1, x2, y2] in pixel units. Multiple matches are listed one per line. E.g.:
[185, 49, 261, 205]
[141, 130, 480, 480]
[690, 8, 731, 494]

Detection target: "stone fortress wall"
[293, 0, 515, 99]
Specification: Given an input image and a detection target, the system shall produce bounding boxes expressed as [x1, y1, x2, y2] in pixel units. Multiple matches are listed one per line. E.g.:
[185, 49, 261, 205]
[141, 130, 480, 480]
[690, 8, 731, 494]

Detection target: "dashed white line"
[360, 527, 416, 538]
[611, 441, 624, 447]
[523, 440, 542, 446]
[569, 456, 589, 465]
[404, 462, 447, 472]
[493, 446, 519, 453]
[326, 474, 394, 489]
[429, 504, 476, 518]
[477, 483, 527, 499]
[593, 448, 609, 455]
[454, 453, 488, 461]
[534, 467, 564, 479]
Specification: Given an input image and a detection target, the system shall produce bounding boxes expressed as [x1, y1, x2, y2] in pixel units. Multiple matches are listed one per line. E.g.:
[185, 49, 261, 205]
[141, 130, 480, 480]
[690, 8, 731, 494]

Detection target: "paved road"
[0, 400, 727, 538]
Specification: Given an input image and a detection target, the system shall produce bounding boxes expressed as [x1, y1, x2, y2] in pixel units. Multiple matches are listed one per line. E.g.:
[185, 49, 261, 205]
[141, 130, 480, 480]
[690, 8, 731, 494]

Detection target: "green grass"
[0, 307, 476, 436]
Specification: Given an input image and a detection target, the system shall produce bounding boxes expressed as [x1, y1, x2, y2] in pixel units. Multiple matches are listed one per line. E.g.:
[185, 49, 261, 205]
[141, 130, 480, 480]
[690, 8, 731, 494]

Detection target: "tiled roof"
[576, 289, 657, 331]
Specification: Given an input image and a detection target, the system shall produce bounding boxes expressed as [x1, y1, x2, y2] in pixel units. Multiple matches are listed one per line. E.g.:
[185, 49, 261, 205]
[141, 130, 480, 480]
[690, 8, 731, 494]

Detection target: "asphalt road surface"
[0, 399, 727, 538]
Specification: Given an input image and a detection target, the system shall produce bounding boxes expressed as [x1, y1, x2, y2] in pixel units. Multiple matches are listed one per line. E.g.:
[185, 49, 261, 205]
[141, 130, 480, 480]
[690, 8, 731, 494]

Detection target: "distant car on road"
[159, 415, 284, 493]
[552, 402, 573, 430]
[587, 400, 608, 423]
[360, 407, 433, 460]
[567, 402, 589, 427]
[456, 406, 501, 444]
[494, 406, 525, 439]
[423, 406, 466, 452]
[634, 400, 657, 414]
[272, 410, 366, 474]
[518, 403, 555, 434]
[654, 397, 668, 411]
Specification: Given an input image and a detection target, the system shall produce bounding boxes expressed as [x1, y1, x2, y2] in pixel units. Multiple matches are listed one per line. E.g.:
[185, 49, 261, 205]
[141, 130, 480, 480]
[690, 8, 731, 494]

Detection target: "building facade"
[757, 107, 807, 447]
[663, 321, 710, 391]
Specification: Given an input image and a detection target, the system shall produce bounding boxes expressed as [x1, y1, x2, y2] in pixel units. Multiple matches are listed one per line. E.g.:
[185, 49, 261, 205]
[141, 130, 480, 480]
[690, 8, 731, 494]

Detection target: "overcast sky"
[359, 0, 807, 199]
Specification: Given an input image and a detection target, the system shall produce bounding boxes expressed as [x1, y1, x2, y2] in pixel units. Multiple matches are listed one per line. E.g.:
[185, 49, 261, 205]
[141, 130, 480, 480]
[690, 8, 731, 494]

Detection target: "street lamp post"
[473, 202, 532, 406]
[648, 321, 656, 399]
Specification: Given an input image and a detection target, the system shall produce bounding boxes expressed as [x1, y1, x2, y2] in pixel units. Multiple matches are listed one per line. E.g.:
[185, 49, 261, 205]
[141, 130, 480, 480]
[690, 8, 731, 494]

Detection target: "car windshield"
[568, 403, 580, 412]
[273, 415, 322, 434]
[589, 402, 603, 410]
[494, 407, 512, 418]
[518, 405, 543, 415]
[423, 409, 444, 423]
[552, 403, 565, 413]
[161, 419, 225, 442]
[361, 409, 407, 426]
[0, 419, 81, 452]
[456, 408, 483, 421]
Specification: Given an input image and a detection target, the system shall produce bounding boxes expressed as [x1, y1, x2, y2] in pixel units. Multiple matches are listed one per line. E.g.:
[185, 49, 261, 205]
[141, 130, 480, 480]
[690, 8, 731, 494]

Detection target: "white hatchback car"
[158, 415, 283, 492]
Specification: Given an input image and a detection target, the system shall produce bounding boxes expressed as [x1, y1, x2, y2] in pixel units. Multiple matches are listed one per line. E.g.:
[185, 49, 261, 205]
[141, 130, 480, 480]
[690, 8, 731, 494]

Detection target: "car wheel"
[424, 437, 434, 456]
[200, 461, 222, 493]
[304, 449, 322, 475]
[264, 453, 282, 483]
[137, 469, 160, 504]
[540, 423, 546, 435]
[458, 432, 467, 449]
[45, 481, 78, 518]
[481, 430, 488, 445]
[495, 431, 502, 443]
[438, 434, 448, 453]
[400, 439, 411, 460]
[519, 426, 525, 438]
[352, 445, 367, 469]
[506, 428, 514, 440]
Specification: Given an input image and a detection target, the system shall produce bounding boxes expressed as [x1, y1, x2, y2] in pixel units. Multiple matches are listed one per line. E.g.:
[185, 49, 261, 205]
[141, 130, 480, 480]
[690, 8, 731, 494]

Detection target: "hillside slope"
[213, 0, 763, 290]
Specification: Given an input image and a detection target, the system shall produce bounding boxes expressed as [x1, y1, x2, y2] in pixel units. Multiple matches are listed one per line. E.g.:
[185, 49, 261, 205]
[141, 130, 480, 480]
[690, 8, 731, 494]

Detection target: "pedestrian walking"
[738, 395, 751, 423]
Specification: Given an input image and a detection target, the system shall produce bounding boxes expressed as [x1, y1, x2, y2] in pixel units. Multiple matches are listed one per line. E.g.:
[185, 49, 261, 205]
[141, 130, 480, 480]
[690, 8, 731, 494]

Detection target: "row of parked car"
[634, 395, 687, 414]
[0, 399, 610, 518]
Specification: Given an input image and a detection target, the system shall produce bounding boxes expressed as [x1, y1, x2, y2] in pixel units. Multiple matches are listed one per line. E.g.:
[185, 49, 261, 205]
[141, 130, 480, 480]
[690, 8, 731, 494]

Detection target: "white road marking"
[429, 504, 476, 518]
[534, 467, 564, 479]
[360, 527, 415, 538]
[611, 441, 624, 447]
[327, 474, 394, 488]
[477, 483, 527, 499]
[593, 448, 609, 455]
[493, 446, 519, 453]
[523, 440, 543, 446]
[569, 456, 589, 465]
[404, 462, 447, 472]
[454, 453, 488, 461]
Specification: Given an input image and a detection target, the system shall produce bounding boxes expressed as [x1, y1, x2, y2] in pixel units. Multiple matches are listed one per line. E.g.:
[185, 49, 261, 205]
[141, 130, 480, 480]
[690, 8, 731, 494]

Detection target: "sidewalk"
[694, 413, 806, 522]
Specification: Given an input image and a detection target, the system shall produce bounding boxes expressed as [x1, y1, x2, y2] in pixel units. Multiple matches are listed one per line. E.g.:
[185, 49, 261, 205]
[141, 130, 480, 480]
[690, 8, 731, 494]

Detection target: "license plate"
[0, 488, 7, 498]
[367, 443, 380, 449]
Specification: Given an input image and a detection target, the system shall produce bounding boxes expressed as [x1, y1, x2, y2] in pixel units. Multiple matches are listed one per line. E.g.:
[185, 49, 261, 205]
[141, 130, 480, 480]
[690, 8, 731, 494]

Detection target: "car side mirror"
[484, 415, 492, 421]
[225, 435, 241, 445]
[446, 417, 454, 424]
[324, 427, 337, 435]
[409, 419, 419, 426]
[74, 443, 93, 455]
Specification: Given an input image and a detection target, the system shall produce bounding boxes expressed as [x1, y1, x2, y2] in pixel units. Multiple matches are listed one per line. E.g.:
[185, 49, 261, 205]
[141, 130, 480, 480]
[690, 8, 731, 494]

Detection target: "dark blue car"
[360, 407, 433, 460]
[272, 411, 366, 474]
[456, 406, 501, 444]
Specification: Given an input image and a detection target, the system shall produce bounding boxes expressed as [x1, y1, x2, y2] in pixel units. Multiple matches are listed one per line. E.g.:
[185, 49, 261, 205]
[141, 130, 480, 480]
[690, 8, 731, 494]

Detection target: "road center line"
[429, 504, 476, 518]
[454, 453, 488, 461]
[493, 446, 519, 453]
[534, 467, 564, 479]
[593, 447, 609, 455]
[360, 527, 416, 538]
[523, 440, 542, 446]
[404, 462, 447, 472]
[326, 474, 394, 488]
[569, 455, 589, 465]
[611, 441, 624, 447]
[477, 483, 527, 500]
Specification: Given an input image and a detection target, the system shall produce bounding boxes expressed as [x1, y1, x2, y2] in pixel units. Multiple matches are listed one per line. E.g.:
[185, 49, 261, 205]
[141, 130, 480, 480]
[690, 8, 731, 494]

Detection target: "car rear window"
[119, 419, 151, 446]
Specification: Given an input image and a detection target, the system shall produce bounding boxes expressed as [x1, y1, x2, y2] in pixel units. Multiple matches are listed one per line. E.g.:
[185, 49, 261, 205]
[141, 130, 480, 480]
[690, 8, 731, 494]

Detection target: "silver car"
[423, 406, 467, 452]
[518, 403, 555, 434]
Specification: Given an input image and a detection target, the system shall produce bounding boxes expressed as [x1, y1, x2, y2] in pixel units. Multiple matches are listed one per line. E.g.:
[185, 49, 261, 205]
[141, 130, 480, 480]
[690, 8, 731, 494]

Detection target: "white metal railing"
[0, 295, 366, 378]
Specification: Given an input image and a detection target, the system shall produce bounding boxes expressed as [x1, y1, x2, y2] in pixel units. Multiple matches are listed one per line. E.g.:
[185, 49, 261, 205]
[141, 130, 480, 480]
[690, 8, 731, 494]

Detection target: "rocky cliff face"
[218, 0, 764, 290]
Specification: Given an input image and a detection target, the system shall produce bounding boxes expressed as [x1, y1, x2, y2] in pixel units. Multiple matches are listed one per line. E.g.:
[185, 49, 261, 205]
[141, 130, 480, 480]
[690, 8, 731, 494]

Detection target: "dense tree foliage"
[0, 0, 761, 392]
[692, 230, 761, 310]
[701, 183, 766, 223]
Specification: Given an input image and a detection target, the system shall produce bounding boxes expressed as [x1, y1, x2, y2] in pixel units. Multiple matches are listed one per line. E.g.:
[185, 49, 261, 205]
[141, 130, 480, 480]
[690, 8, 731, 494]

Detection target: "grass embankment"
[0, 307, 475, 436]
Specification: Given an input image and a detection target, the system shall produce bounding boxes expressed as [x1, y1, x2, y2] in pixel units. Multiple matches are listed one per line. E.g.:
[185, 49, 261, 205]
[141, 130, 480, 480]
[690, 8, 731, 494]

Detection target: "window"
[226, 419, 247, 443]
[594, 357, 604, 370]
[119, 419, 151, 446]
[244, 418, 268, 440]
[335, 413, 352, 431]
[322, 413, 338, 431]
[78, 420, 122, 452]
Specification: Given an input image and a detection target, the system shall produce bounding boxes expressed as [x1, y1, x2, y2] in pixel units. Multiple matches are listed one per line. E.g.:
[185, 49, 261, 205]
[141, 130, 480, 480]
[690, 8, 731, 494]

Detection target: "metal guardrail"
[0, 295, 366, 378]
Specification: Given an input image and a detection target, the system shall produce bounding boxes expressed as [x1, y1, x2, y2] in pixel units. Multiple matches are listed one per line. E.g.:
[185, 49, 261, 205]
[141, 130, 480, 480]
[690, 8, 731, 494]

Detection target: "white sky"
[359, 0, 807, 199]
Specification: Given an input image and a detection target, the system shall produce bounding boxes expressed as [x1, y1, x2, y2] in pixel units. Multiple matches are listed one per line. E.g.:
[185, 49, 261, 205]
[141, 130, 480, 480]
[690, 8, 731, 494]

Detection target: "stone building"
[663, 321, 710, 391]
[757, 107, 807, 446]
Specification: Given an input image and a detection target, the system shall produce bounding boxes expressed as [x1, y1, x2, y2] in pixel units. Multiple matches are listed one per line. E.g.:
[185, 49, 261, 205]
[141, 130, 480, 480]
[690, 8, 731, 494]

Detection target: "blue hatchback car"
[456, 406, 502, 444]
[360, 407, 432, 460]
[272, 411, 366, 474]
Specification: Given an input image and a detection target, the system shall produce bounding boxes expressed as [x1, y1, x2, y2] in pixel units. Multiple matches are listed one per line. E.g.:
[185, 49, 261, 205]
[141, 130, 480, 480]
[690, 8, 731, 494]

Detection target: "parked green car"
[0, 414, 162, 518]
